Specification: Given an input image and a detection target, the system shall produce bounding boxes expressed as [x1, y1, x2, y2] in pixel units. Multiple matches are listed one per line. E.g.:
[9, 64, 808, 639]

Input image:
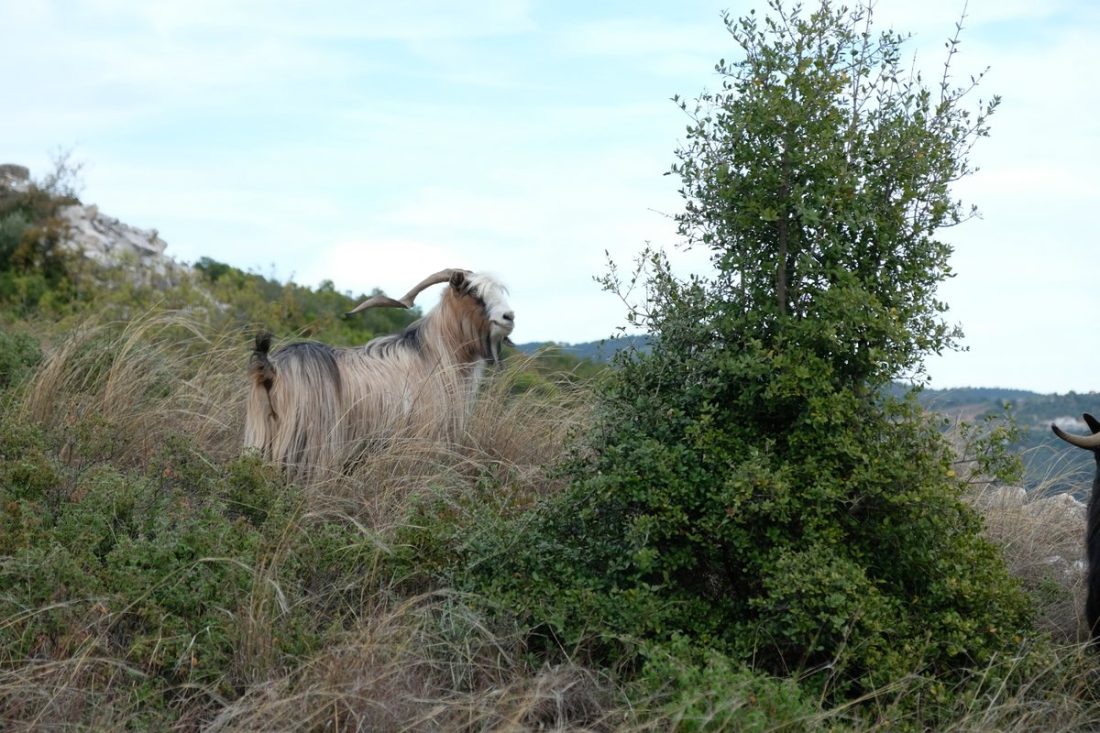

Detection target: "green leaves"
[671, 0, 996, 388]
[372, 2, 1037, 725]
[430, 0, 1036, 719]
[0, 403, 383, 715]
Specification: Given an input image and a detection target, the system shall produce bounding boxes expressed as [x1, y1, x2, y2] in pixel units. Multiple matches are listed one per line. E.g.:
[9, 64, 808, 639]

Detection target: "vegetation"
[514, 334, 651, 365]
[395, 0, 1099, 727]
[2, 2, 1100, 731]
[0, 310, 611, 729]
[905, 387, 1100, 496]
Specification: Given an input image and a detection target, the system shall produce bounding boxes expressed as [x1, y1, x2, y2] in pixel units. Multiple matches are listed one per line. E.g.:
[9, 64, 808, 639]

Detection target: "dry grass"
[305, 353, 595, 534]
[945, 416, 1092, 643]
[969, 482, 1087, 643]
[950, 451, 1100, 732]
[207, 592, 622, 732]
[2, 310, 622, 731]
[0, 657, 153, 733]
[19, 309, 247, 469]
[6, 310, 1100, 730]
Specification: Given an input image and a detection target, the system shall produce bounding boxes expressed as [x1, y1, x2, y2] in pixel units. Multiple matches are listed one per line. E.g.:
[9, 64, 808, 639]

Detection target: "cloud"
[285, 137, 714, 343]
[58, 0, 536, 41]
[872, 0, 1079, 34]
[558, 15, 731, 83]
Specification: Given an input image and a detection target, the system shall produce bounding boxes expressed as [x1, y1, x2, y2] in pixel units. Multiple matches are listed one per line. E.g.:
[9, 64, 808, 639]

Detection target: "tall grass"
[3, 310, 1100, 730]
[207, 591, 620, 732]
[19, 310, 246, 468]
[0, 311, 625, 730]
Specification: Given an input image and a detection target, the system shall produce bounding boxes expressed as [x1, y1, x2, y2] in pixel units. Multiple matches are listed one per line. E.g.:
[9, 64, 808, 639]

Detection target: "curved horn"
[1052, 423, 1100, 450]
[346, 269, 466, 316]
[1085, 413, 1100, 435]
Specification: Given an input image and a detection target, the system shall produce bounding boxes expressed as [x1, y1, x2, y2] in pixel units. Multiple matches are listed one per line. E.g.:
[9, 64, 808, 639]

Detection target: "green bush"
[0, 412, 389, 719]
[396, 0, 1038, 720]
[0, 449, 257, 691]
[443, 344, 1033, 700]
[0, 178, 82, 314]
[0, 211, 30, 270]
[0, 328, 42, 389]
[638, 639, 817, 732]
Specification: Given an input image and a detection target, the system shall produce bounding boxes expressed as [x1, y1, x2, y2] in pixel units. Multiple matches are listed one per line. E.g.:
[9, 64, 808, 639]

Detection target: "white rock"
[1041, 492, 1087, 521]
[55, 203, 188, 285]
[0, 163, 30, 191]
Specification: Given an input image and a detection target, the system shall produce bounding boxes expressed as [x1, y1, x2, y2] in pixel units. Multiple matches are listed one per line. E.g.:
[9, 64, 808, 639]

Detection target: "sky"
[2, 0, 1096, 394]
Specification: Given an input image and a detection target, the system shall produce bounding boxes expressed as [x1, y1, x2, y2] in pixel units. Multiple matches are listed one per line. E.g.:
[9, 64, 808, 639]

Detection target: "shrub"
[406, 0, 1038, 720]
[0, 328, 42, 389]
[0, 408, 390, 723]
[638, 639, 817, 732]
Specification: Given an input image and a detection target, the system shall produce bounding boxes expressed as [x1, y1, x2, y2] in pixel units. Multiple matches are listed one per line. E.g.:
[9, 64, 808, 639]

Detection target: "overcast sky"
[2, 0, 1096, 393]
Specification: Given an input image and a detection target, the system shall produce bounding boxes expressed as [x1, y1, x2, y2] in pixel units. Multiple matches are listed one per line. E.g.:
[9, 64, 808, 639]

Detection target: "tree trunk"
[776, 150, 791, 316]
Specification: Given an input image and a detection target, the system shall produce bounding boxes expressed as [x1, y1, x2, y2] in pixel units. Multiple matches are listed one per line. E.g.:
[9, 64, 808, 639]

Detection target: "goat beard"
[485, 331, 514, 367]
[488, 333, 502, 367]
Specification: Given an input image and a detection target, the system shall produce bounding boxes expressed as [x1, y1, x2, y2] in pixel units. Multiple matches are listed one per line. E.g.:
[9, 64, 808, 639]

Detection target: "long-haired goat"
[1052, 413, 1100, 645]
[244, 268, 514, 479]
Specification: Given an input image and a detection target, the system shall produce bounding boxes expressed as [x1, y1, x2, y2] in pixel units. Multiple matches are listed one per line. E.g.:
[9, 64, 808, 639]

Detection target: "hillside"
[3, 165, 1100, 730]
[913, 386, 1100, 496]
[522, 338, 1098, 494]
[6, 153, 1091, 497]
[514, 334, 651, 363]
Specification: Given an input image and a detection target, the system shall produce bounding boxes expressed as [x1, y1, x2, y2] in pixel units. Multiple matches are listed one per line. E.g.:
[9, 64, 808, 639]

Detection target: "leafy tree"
[434, 0, 1034, 712]
[665, 0, 996, 388]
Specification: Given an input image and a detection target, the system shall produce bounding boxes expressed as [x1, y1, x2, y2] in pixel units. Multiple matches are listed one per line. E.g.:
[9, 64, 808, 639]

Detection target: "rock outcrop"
[1, 162, 189, 285]
[56, 203, 185, 282]
[0, 164, 30, 191]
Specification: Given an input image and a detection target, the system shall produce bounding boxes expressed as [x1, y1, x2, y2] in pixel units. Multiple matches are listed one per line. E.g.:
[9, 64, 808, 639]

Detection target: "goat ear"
[1085, 414, 1100, 435]
[449, 270, 467, 291]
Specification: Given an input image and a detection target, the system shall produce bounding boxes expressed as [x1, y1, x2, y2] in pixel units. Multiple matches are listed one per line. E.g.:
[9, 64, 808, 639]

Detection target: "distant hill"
[514, 335, 650, 363]
[518, 337, 1099, 495]
[892, 385, 1099, 496]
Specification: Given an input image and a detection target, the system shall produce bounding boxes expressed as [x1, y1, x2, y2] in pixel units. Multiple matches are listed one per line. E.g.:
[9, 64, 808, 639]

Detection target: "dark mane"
[274, 341, 342, 393]
[363, 319, 424, 358]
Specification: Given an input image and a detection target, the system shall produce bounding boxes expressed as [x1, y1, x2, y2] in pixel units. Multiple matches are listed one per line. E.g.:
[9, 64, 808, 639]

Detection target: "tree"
[450, 0, 1033, 711]
[665, 0, 997, 388]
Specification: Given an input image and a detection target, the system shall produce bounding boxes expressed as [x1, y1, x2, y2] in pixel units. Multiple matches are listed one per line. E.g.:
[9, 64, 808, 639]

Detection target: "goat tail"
[250, 332, 276, 388]
[244, 332, 277, 456]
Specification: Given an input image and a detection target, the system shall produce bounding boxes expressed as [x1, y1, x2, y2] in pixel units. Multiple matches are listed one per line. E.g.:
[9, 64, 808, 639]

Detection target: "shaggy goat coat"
[244, 271, 512, 480]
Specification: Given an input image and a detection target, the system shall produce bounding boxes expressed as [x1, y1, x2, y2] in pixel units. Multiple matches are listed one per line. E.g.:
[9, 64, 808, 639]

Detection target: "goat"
[244, 268, 514, 479]
[1052, 413, 1100, 645]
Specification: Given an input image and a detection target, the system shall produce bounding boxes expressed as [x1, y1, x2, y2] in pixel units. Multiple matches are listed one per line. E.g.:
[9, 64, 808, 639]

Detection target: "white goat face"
[466, 272, 514, 341]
